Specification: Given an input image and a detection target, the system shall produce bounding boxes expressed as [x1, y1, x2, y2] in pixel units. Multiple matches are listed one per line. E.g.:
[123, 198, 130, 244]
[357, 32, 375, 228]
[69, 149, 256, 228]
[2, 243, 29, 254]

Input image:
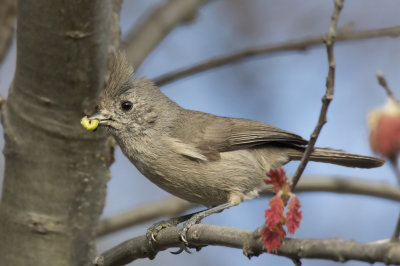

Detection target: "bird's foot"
[146, 213, 196, 255]
[178, 212, 204, 246]
[146, 219, 178, 248]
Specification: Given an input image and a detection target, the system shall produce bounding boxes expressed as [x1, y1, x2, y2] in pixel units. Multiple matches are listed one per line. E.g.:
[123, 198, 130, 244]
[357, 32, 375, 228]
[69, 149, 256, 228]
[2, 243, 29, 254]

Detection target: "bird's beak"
[87, 113, 107, 122]
[81, 112, 111, 132]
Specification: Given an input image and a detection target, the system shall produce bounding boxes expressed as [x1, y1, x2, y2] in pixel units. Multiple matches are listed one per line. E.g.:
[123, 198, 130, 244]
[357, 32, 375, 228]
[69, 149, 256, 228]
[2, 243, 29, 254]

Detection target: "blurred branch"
[123, 0, 211, 69]
[96, 177, 400, 237]
[92, 224, 400, 266]
[292, 177, 400, 201]
[291, 0, 343, 190]
[0, 0, 16, 64]
[97, 198, 196, 237]
[153, 25, 400, 86]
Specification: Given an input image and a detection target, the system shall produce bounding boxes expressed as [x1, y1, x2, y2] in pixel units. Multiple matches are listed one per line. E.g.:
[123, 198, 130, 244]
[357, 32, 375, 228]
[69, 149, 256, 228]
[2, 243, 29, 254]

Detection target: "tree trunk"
[0, 1, 116, 265]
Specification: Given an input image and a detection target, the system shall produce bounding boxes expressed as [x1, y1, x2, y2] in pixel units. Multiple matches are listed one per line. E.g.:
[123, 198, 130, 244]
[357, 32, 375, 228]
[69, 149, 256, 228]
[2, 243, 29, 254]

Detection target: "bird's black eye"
[121, 101, 133, 111]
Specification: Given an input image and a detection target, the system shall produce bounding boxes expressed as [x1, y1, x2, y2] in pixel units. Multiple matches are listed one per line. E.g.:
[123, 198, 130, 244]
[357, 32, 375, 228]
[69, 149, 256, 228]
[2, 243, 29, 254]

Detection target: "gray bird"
[87, 52, 383, 245]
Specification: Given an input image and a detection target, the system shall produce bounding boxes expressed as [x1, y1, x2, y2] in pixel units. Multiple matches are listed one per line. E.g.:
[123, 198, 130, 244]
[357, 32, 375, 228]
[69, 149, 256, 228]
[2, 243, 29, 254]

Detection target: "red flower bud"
[368, 99, 400, 158]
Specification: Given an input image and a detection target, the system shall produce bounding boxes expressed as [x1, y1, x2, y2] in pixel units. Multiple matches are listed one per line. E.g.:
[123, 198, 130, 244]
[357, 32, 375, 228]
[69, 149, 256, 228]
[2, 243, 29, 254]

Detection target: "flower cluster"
[261, 168, 302, 252]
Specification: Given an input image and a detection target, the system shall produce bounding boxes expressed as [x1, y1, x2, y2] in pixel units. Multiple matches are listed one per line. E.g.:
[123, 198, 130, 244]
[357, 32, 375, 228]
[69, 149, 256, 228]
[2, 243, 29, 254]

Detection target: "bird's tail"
[288, 147, 384, 168]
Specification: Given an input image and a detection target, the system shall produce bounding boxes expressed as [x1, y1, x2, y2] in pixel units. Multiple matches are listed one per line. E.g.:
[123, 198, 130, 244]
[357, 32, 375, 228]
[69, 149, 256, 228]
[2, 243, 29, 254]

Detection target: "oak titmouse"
[87, 52, 383, 244]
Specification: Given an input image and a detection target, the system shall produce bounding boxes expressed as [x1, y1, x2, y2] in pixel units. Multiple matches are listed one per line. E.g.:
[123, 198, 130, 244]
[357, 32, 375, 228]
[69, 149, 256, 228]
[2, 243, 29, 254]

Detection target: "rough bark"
[0, 1, 116, 265]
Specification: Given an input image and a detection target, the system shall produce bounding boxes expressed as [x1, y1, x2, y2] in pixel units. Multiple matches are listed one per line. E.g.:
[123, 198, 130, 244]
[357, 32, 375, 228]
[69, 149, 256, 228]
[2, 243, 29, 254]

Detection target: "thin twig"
[153, 25, 400, 86]
[291, 0, 343, 190]
[376, 71, 398, 104]
[91, 224, 400, 266]
[123, 0, 210, 69]
[97, 177, 400, 237]
[0, 0, 16, 64]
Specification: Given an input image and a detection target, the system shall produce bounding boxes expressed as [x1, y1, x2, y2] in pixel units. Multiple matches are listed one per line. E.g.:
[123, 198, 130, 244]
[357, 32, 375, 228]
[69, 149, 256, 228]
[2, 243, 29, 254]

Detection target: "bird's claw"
[170, 245, 192, 255]
[146, 220, 174, 248]
[145, 230, 156, 244]
[179, 231, 189, 246]
[178, 214, 202, 246]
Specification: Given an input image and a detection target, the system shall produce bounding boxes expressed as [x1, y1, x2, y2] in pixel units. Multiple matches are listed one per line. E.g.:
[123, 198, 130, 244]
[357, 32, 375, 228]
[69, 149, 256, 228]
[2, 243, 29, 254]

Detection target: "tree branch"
[92, 224, 400, 266]
[0, 0, 16, 64]
[97, 198, 196, 237]
[291, 0, 343, 190]
[153, 25, 400, 87]
[292, 177, 400, 201]
[97, 177, 400, 237]
[123, 0, 211, 69]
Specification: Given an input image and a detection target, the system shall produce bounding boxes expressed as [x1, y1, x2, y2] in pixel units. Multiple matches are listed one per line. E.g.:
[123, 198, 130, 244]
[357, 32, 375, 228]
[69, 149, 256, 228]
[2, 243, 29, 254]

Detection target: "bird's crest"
[105, 51, 134, 97]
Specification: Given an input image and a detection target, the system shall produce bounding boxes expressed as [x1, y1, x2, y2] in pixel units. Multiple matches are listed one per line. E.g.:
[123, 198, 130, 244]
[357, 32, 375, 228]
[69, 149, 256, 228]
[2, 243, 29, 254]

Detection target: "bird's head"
[86, 52, 160, 135]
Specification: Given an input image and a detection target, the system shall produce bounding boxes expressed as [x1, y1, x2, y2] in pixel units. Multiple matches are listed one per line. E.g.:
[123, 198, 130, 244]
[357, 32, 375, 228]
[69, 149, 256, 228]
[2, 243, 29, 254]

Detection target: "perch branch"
[97, 177, 400, 237]
[92, 224, 400, 266]
[291, 0, 343, 190]
[153, 25, 400, 87]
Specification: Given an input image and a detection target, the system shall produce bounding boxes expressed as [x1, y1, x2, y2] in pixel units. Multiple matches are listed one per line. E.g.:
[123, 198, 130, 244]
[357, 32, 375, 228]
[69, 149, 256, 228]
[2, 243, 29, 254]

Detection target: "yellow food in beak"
[81, 116, 99, 131]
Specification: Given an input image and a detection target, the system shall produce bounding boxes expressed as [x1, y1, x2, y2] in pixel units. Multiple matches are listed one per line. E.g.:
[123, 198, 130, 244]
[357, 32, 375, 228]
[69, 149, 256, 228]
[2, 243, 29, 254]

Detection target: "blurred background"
[1, 0, 399, 265]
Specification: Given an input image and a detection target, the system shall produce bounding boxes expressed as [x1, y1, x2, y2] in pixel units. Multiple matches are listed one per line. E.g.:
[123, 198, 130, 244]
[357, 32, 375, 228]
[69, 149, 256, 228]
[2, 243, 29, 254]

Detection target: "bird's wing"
[170, 111, 307, 161]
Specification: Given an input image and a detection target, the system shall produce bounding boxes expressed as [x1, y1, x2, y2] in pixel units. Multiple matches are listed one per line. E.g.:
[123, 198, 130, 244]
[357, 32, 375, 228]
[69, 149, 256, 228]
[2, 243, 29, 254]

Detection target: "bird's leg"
[179, 202, 233, 245]
[146, 212, 197, 246]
